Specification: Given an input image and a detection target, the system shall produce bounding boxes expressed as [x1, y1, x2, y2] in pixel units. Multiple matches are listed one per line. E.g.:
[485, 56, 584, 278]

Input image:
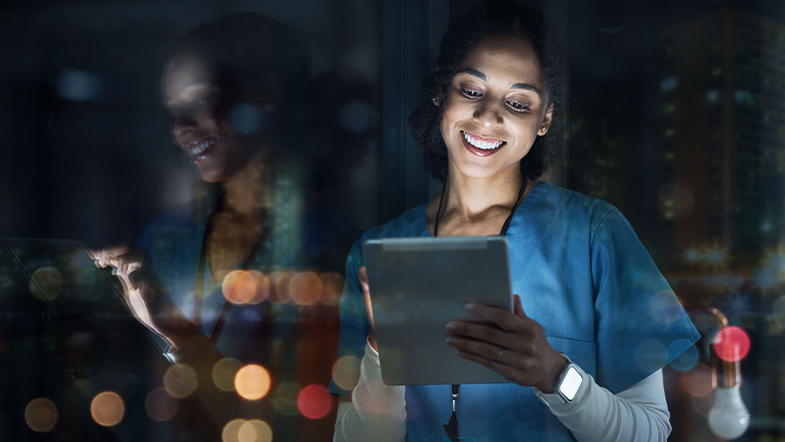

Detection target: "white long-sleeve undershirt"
[333, 340, 671, 442]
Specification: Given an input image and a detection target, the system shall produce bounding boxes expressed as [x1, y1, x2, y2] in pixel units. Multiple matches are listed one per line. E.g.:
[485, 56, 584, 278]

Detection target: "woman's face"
[439, 35, 553, 180]
[164, 54, 260, 183]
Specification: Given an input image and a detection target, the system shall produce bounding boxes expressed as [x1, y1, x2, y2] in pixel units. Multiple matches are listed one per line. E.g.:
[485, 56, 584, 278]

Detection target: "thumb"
[513, 294, 527, 318]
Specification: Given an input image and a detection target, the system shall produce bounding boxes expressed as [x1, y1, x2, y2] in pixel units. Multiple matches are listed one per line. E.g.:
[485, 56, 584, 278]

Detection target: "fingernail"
[446, 337, 457, 345]
[111, 268, 117, 275]
[445, 322, 457, 331]
[465, 303, 476, 311]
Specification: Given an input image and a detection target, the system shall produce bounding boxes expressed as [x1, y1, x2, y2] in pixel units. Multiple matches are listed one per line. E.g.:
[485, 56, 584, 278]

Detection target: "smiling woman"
[330, 1, 700, 441]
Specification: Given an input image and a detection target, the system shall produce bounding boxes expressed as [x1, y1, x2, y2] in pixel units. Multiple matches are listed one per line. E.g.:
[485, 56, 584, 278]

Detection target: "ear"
[537, 103, 555, 136]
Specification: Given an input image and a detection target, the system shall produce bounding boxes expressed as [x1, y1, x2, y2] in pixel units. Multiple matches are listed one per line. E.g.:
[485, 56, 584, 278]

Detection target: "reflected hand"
[357, 266, 377, 351]
[90, 247, 197, 348]
[445, 294, 568, 393]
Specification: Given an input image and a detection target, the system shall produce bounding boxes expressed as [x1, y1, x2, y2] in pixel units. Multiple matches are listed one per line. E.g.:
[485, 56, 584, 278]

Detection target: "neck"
[221, 154, 271, 217]
[444, 165, 526, 218]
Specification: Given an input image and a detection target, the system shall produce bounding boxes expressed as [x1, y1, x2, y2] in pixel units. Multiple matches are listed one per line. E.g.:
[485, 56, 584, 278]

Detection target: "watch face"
[559, 366, 583, 401]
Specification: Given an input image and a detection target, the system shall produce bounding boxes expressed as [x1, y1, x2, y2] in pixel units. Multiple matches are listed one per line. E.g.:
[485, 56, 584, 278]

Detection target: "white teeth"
[463, 131, 503, 150]
[188, 139, 214, 156]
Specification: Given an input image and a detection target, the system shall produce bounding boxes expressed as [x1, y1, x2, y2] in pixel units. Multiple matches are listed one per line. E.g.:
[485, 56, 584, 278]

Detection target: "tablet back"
[364, 236, 512, 385]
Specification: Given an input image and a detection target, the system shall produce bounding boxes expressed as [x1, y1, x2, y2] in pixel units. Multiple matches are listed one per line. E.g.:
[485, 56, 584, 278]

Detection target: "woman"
[95, 13, 360, 441]
[329, 2, 699, 441]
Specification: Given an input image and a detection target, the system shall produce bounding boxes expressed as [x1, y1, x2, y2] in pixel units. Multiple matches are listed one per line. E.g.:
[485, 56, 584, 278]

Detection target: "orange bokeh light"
[273, 271, 295, 303]
[681, 364, 713, 397]
[249, 270, 271, 304]
[223, 270, 258, 305]
[235, 364, 271, 400]
[713, 326, 751, 362]
[24, 397, 58, 432]
[297, 384, 332, 419]
[90, 391, 125, 427]
[145, 387, 178, 422]
[290, 272, 322, 306]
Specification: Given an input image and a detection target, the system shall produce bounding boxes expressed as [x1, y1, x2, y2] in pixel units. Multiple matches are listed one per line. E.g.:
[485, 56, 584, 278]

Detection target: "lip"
[182, 137, 216, 161]
[460, 131, 506, 157]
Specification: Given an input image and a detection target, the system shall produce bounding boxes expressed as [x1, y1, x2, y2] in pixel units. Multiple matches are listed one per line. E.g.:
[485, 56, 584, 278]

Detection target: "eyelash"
[459, 87, 531, 112]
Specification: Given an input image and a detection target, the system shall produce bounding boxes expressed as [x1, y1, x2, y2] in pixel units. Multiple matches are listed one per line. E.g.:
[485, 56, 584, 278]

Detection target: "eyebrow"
[456, 68, 542, 97]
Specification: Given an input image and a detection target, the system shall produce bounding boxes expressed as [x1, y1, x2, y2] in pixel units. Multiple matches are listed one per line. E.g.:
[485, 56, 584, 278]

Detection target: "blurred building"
[567, 107, 625, 209]
[658, 9, 785, 267]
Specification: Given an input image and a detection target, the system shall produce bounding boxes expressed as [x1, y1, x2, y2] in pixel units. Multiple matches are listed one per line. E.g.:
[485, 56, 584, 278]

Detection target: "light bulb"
[708, 387, 749, 440]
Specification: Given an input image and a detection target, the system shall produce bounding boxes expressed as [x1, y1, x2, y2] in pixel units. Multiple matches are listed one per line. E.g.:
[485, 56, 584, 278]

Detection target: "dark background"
[2, 0, 785, 440]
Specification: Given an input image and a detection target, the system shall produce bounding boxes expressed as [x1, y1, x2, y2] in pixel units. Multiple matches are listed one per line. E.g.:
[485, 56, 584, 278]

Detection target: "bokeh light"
[713, 326, 751, 362]
[289, 272, 322, 306]
[145, 387, 178, 422]
[271, 381, 301, 416]
[297, 384, 332, 420]
[668, 341, 699, 372]
[164, 364, 198, 398]
[320, 272, 344, 305]
[223, 270, 258, 305]
[213, 358, 243, 392]
[235, 364, 271, 400]
[683, 247, 700, 265]
[249, 270, 270, 304]
[30, 267, 63, 301]
[223, 419, 245, 442]
[90, 391, 125, 427]
[273, 271, 295, 303]
[702, 244, 729, 268]
[239, 420, 273, 442]
[331, 355, 361, 391]
[681, 364, 713, 397]
[24, 397, 58, 432]
[650, 291, 682, 324]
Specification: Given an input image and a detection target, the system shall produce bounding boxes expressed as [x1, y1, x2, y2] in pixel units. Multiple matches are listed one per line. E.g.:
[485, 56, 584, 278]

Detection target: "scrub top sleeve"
[591, 208, 700, 394]
[328, 239, 372, 396]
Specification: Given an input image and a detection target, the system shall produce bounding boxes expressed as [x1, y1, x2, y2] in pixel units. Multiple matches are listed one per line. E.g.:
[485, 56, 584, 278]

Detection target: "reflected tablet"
[363, 236, 512, 385]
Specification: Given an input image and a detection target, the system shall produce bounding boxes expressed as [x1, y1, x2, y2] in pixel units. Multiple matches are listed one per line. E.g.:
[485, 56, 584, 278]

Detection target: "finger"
[445, 335, 517, 365]
[464, 303, 524, 332]
[513, 295, 527, 318]
[456, 349, 525, 384]
[445, 321, 518, 348]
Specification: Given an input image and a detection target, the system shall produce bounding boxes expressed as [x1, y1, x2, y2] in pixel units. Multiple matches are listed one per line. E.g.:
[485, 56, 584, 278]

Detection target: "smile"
[461, 131, 505, 157]
[185, 138, 214, 157]
[462, 131, 504, 150]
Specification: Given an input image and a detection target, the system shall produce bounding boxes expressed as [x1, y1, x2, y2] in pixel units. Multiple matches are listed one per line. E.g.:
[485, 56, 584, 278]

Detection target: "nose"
[171, 110, 197, 138]
[473, 100, 504, 129]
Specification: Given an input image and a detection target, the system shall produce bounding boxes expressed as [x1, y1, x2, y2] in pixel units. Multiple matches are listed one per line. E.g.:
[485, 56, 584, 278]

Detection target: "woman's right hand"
[90, 247, 198, 348]
[357, 266, 377, 351]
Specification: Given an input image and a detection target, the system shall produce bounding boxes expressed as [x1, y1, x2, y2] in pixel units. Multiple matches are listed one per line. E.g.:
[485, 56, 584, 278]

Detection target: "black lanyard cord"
[434, 176, 527, 440]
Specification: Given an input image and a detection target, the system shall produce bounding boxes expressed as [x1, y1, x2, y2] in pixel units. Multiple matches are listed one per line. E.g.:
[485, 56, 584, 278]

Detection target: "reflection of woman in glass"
[95, 13, 359, 441]
[330, 2, 699, 441]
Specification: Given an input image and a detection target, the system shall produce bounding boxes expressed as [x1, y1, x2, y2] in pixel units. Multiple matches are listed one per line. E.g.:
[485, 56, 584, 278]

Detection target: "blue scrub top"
[329, 181, 700, 442]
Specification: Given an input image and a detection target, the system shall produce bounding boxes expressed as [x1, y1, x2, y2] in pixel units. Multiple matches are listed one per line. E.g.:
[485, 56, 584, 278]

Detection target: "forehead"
[459, 36, 545, 88]
[164, 54, 215, 102]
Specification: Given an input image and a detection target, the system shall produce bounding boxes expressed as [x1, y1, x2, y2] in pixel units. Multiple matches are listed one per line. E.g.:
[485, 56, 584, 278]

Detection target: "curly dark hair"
[408, 0, 568, 182]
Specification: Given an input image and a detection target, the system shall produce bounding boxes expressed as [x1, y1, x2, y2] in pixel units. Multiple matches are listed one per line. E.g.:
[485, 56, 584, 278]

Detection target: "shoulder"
[526, 181, 620, 236]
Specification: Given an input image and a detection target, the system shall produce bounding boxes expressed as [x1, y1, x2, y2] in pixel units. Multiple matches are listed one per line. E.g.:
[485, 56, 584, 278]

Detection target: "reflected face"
[440, 36, 553, 180]
[164, 55, 258, 183]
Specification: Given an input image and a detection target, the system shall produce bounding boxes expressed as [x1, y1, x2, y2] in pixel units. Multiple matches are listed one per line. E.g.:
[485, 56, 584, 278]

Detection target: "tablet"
[363, 236, 512, 385]
[3, 237, 171, 376]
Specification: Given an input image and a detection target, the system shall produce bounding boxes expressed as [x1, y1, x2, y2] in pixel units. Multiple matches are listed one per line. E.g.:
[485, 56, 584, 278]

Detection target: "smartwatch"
[534, 356, 584, 406]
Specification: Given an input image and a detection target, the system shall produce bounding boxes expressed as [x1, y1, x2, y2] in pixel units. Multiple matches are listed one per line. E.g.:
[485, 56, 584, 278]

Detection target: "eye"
[460, 87, 483, 98]
[506, 100, 531, 112]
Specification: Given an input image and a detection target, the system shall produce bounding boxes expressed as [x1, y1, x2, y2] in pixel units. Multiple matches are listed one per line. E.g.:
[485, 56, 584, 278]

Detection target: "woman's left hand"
[445, 294, 568, 393]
